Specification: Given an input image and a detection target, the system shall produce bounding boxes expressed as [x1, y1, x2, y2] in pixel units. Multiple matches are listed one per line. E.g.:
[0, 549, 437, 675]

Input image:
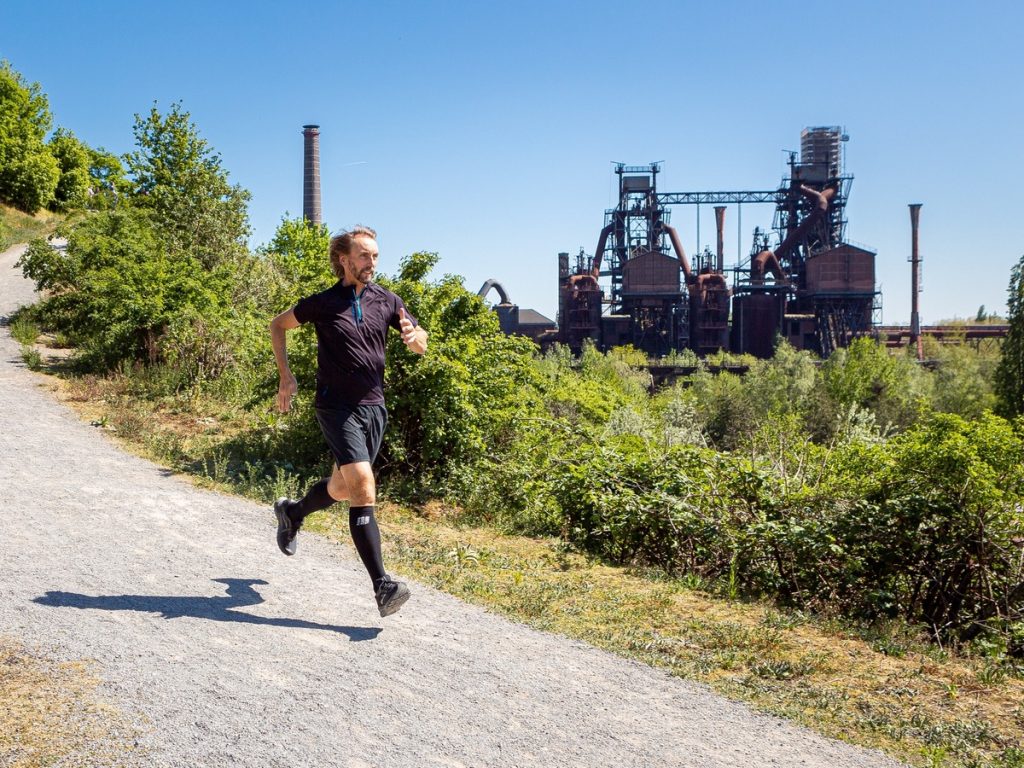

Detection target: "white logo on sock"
[356, 515, 370, 526]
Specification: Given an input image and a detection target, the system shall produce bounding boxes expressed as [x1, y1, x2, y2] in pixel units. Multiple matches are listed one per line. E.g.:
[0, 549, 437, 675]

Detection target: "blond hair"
[329, 226, 377, 279]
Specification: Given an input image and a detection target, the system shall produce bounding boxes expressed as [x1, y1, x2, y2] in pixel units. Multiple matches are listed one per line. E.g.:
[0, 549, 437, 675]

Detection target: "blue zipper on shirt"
[351, 286, 366, 327]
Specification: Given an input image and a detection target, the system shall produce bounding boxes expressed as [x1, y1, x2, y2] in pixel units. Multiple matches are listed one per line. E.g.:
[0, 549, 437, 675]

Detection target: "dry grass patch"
[0, 636, 143, 767]
[0, 204, 63, 250]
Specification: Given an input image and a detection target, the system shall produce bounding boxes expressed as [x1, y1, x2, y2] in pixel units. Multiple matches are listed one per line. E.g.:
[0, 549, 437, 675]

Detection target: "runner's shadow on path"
[34, 578, 381, 642]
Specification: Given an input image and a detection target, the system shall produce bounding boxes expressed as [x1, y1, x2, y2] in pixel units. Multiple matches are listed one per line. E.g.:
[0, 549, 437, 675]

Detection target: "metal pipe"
[302, 125, 322, 225]
[590, 223, 615, 279]
[714, 206, 726, 273]
[477, 279, 511, 305]
[660, 222, 693, 282]
[909, 203, 923, 361]
[695, 204, 700, 258]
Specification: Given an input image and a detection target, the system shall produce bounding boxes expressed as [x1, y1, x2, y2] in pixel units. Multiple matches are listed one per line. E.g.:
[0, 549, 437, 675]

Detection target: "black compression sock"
[291, 479, 335, 522]
[348, 505, 387, 587]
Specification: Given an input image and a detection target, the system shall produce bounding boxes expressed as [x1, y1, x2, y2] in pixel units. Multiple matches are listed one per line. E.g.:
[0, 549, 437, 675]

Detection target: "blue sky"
[2, 0, 1021, 324]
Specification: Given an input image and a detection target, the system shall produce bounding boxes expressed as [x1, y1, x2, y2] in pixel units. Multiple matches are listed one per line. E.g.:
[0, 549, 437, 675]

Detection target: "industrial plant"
[483, 127, 885, 358]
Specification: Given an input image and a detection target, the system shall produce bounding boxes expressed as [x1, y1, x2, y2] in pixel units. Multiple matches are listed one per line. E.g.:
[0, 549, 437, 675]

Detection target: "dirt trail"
[0, 244, 907, 767]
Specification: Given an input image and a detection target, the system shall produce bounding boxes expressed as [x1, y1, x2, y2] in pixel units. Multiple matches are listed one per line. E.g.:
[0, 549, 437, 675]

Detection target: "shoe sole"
[378, 585, 411, 617]
[273, 497, 296, 556]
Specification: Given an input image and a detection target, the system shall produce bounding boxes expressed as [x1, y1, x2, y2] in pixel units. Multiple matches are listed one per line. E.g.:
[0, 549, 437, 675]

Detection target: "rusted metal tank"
[559, 273, 602, 352]
[691, 271, 730, 354]
[730, 292, 783, 358]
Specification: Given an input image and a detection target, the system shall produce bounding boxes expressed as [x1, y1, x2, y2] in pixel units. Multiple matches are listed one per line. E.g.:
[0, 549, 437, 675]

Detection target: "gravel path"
[0, 243, 908, 768]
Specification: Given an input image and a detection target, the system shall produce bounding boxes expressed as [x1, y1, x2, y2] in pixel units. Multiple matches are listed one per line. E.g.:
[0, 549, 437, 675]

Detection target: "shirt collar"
[338, 281, 375, 299]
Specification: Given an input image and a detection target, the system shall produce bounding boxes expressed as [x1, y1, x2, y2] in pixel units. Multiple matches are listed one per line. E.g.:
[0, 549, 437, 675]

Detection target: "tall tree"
[0, 60, 59, 212]
[48, 128, 91, 211]
[995, 254, 1024, 417]
[124, 103, 251, 268]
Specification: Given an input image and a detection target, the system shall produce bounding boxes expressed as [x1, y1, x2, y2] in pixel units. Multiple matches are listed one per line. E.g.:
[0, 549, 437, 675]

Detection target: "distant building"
[477, 280, 557, 344]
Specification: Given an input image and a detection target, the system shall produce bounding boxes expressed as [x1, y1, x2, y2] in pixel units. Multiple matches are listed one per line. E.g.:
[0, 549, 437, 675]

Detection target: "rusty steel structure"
[554, 127, 880, 358]
[302, 125, 322, 225]
[731, 127, 877, 357]
[879, 324, 1008, 349]
[556, 163, 729, 356]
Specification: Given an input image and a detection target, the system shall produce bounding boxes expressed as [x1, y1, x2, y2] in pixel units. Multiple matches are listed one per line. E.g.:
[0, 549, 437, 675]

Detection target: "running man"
[268, 226, 427, 617]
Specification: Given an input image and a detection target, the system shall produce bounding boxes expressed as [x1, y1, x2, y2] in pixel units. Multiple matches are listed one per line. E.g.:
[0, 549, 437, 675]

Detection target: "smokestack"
[302, 125, 322, 225]
[909, 203, 923, 361]
[714, 206, 726, 273]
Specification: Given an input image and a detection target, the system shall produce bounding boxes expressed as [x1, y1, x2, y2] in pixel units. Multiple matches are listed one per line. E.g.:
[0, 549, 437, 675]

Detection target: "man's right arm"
[269, 308, 301, 413]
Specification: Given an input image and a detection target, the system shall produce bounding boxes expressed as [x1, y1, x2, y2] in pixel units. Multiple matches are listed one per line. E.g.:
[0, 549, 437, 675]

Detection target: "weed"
[750, 656, 818, 681]
[921, 745, 948, 768]
[761, 608, 807, 631]
[977, 663, 1008, 687]
[110, 407, 146, 440]
[203, 450, 231, 485]
[10, 314, 39, 345]
[871, 637, 909, 658]
[20, 345, 42, 370]
[446, 542, 481, 568]
[51, 331, 73, 348]
[676, 571, 707, 591]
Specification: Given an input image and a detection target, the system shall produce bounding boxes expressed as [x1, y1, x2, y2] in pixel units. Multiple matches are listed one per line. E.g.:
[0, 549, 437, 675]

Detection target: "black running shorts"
[314, 404, 388, 467]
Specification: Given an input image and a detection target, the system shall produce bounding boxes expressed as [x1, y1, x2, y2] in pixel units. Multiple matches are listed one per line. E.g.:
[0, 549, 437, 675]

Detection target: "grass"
[0, 636, 142, 766]
[0, 202, 64, 250]
[18, 359, 1024, 768]
[9, 312, 40, 346]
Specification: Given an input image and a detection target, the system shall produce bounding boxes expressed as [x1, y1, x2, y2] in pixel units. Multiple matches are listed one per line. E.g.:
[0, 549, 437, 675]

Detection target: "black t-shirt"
[292, 281, 417, 407]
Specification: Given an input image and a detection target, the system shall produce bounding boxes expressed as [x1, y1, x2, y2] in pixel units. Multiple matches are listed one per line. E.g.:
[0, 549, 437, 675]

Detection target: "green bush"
[19, 209, 227, 368]
[551, 436, 785, 580]
[377, 251, 543, 497]
[547, 405, 1024, 645]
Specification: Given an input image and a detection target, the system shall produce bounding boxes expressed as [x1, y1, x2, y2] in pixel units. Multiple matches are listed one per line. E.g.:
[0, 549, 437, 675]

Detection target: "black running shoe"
[375, 578, 411, 617]
[273, 497, 301, 556]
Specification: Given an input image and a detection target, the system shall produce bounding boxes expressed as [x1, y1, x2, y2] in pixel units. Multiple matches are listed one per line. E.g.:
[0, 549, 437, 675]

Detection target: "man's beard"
[359, 269, 375, 283]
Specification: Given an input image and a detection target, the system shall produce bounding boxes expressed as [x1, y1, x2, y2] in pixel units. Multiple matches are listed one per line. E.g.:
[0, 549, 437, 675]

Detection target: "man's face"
[342, 235, 379, 285]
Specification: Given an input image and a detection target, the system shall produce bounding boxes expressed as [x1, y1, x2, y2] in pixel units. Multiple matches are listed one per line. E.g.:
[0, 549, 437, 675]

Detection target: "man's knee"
[339, 462, 375, 506]
[327, 472, 349, 501]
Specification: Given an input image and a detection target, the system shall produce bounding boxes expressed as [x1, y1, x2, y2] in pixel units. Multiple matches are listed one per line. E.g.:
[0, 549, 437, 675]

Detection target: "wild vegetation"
[7, 58, 1024, 766]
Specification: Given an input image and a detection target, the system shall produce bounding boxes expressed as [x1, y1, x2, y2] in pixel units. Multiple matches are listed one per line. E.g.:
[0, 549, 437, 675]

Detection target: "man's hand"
[276, 374, 298, 413]
[399, 308, 422, 349]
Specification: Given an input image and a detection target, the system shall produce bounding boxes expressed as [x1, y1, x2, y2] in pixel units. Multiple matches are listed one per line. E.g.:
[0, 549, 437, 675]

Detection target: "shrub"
[378, 251, 542, 497]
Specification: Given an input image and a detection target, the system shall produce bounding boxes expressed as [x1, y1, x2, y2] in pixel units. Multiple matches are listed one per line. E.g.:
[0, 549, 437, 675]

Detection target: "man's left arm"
[398, 307, 428, 355]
